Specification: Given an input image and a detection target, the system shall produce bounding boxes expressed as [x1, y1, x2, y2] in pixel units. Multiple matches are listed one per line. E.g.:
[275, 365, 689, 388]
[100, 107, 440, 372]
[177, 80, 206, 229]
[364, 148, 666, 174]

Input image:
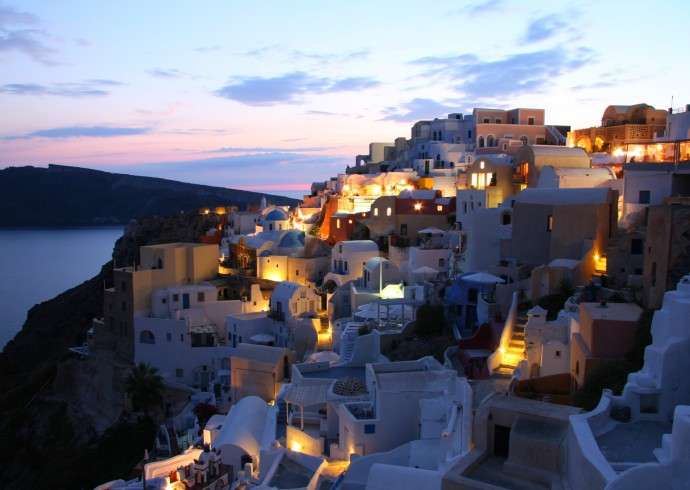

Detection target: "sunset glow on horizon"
[2, 0, 690, 196]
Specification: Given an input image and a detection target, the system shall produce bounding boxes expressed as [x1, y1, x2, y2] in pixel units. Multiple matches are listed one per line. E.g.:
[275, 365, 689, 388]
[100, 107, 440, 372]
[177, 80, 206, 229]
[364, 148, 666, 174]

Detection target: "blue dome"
[265, 208, 289, 221]
[278, 230, 305, 249]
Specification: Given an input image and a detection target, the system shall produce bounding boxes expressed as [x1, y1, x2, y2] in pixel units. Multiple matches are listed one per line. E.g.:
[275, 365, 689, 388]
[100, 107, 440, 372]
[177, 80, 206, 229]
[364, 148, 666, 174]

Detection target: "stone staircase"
[339, 324, 360, 364]
[493, 317, 526, 377]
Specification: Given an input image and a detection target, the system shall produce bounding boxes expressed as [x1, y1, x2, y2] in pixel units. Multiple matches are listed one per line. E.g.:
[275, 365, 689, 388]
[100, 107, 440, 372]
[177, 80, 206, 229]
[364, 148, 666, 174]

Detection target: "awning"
[283, 378, 334, 407]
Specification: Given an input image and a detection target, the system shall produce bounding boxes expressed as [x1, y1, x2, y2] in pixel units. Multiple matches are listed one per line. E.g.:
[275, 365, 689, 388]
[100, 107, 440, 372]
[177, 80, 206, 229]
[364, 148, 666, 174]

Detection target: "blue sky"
[1, 0, 689, 197]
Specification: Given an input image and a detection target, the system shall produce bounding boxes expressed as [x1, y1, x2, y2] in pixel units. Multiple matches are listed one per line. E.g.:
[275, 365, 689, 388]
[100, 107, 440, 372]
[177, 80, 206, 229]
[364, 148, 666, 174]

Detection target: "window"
[295, 269, 299, 276]
[630, 239, 644, 255]
[501, 212, 511, 225]
[374, 208, 379, 217]
[364, 424, 376, 434]
[162, 297, 167, 304]
[575, 360, 579, 375]
[555, 350, 561, 358]
[344, 261, 348, 272]
[437, 205, 443, 212]
[478, 136, 485, 148]
[166, 332, 172, 342]
[520, 135, 528, 145]
[176, 368, 184, 378]
[639, 190, 651, 204]
[487, 135, 495, 147]
[400, 224, 408, 236]
[467, 130, 472, 139]
[139, 330, 155, 344]
[336, 219, 341, 229]
[483, 118, 490, 123]
[180, 333, 184, 342]
[173, 294, 179, 302]
[438, 258, 445, 268]
[528, 117, 535, 125]
[547, 215, 553, 232]
[386, 207, 392, 216]
[495, 118, 501, 123]
[197, 292, 205, 302]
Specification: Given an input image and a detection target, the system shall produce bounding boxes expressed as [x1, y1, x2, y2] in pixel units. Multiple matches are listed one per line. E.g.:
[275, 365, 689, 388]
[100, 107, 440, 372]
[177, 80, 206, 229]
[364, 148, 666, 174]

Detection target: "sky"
[1, 0, 689, 197]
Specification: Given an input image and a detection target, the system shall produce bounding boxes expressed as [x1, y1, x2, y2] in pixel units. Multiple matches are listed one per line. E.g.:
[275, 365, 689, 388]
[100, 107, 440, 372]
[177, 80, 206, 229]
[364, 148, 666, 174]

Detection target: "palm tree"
[126, 363, 164, 414]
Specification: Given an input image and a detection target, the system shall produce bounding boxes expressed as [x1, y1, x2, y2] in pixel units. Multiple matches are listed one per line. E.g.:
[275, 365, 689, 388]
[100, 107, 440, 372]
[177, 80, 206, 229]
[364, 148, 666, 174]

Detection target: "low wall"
[286, 425, 324, 457]
[566, 393, 616, 490]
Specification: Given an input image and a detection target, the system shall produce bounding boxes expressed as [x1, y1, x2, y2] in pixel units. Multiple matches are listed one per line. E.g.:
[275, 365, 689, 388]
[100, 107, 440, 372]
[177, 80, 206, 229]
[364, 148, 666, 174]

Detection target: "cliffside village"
[94, 103, 690, 490]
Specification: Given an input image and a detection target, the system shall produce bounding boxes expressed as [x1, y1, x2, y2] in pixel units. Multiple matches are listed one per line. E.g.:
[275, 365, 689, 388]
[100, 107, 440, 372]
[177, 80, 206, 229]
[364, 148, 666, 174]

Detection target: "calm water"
[0, 227, 123, 349]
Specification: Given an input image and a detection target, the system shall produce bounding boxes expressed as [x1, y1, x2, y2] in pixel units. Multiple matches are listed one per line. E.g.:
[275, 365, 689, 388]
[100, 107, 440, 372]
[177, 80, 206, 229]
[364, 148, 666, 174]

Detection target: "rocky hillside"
[0, 164, 298, 227]
[0, 213, 221, 489]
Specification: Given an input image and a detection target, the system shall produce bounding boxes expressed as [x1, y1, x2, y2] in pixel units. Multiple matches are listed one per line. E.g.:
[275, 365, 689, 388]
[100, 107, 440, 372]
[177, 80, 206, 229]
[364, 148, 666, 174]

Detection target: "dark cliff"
[0, 164, 297, 227]
[0, 213, 222, 489]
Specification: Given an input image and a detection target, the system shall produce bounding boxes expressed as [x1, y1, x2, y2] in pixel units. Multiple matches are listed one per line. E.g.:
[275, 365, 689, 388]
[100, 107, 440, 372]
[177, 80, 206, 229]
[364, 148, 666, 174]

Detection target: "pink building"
[474, 108, 557, 153]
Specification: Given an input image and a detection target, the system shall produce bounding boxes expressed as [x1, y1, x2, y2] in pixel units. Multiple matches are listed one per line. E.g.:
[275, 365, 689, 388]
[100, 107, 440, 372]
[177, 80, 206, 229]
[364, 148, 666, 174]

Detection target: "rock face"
[0, 213, 218, 489]
[0, 164, 298, 227]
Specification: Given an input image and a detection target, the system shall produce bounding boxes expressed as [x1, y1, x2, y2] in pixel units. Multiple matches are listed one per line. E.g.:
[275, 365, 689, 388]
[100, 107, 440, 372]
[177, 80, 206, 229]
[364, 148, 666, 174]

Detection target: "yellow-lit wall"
[286, 425, 324, 456]
[258, 255, 288, 282]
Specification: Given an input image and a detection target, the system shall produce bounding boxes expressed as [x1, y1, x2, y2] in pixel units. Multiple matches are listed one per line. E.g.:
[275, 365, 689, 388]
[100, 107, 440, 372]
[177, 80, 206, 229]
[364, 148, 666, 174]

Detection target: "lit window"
[471, 174, 478, 187]
[413, 202, 422, 211]
[374, 208, 379, 217]
[348, 219, 353, 224]
[480, 160, 485, 170]
[547, 215, 553, 232]
[436, 205, 443, 212]
[336, 219, 341, 229]
[386, 207, 392, 216]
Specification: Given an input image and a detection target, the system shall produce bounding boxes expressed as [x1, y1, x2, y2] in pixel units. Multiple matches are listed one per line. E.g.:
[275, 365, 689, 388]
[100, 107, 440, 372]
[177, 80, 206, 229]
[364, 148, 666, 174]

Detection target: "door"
[182, 293, 190, 309]
[493, 424, 511, 458]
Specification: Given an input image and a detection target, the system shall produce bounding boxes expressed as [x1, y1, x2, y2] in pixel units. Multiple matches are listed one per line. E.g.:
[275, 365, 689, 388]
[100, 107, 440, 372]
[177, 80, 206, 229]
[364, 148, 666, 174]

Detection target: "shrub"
[414, 303, 447, 338]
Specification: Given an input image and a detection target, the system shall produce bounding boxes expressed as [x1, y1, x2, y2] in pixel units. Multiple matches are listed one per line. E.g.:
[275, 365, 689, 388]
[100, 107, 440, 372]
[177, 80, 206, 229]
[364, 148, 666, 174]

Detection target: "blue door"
[182, 293, 190, 309]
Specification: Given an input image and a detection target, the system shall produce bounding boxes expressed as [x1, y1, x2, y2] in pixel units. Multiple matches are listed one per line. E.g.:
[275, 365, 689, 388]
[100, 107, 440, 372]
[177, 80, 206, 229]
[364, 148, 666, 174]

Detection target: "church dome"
[264, 208, 289, 221]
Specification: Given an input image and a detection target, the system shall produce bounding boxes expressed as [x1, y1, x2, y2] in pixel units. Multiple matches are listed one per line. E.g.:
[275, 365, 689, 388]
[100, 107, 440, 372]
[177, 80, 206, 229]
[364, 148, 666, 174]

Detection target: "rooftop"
[299, 365, 366, 382]
[513, 187, 611, 205]
[581, 302, 643, 322]
[596, 420, 672, 463]
[232, 343, 288, 364]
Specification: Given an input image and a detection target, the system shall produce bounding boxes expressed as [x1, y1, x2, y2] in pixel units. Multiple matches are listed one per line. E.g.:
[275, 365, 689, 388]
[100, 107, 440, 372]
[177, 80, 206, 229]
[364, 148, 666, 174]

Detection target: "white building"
[536, 165, 616, 189]
[226, 281, 321, 358]
[209, 396, 277, 480]
[134, 283, 267, 389]
[566, 274, 690, 490]
[335, 358, 473, 489]
[325, 240, 380, 286]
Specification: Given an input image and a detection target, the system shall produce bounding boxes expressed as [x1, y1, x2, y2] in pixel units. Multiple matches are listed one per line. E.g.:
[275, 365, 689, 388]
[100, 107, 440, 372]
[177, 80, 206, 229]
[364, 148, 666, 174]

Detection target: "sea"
[0, 226, 124, 350]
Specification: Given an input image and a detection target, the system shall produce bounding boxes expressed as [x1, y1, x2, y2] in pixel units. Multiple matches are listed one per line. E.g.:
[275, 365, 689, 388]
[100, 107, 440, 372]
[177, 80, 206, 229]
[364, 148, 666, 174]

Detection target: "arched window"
[140, 330, 155, 344]
[478, 136, 485, 148]
[487, 135, 495, 147]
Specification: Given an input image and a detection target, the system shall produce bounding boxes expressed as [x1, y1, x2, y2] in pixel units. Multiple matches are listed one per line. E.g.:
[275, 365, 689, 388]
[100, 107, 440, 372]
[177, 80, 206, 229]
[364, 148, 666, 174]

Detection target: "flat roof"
[581, 302, 642, 322]
[231, 343, 287, 364]
[597, 420, 672, 463]
[298, 365, 365, 382]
